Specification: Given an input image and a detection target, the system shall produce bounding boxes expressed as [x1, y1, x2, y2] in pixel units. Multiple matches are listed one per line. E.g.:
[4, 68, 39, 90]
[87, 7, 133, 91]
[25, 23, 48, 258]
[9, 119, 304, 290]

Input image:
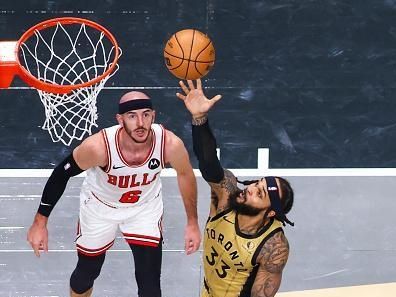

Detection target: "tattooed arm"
[208, 169, 240, 214]
[251, 231, 290, 297]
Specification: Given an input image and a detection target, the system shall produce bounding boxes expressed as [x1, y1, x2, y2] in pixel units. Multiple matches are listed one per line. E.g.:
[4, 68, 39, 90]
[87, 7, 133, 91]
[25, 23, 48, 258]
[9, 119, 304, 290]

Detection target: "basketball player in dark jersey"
[177, 79, 294, 297]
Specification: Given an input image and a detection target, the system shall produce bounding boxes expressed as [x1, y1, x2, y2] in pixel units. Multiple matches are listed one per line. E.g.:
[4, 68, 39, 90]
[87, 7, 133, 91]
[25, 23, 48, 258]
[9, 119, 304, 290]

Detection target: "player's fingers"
[192, 241, 199, 253]
[187, 238, 199, 254]
[179, 81, 189, 94]
[42, 240, 48, 253]
[187, 242, 195, 255]
[211, 94, 222, 103]
[176, 93, 186, 101]
[209, 95, 222, 108]
[31, 243, 41, 257]
[187, 238, 196, 252]
[187, 80, 195, 90]
[196, 78, 202, 90]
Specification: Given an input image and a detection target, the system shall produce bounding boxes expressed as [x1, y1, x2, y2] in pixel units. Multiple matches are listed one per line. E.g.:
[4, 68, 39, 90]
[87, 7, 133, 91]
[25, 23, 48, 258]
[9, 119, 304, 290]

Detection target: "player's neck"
[237, 213, 270, 235]
[120, 129, 153, 153]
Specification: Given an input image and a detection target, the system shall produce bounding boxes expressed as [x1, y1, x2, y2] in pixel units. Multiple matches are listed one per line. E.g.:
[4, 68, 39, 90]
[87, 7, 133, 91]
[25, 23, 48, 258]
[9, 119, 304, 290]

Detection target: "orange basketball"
[164, 29, 215, 80]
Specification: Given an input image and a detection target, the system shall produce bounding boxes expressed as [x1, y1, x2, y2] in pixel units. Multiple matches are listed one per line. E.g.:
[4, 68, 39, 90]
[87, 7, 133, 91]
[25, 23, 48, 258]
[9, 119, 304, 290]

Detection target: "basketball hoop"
[0, 17, 121, 146]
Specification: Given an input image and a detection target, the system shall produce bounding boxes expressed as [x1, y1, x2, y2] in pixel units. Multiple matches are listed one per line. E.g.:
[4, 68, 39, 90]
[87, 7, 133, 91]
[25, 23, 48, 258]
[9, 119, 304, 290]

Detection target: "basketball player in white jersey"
[27, 91, 201, 297]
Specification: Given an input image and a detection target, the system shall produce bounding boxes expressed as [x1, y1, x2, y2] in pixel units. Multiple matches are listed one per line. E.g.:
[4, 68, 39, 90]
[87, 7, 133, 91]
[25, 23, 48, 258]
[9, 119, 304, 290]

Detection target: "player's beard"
[229, 188, 263, 216]
[123, 124, 150, 144]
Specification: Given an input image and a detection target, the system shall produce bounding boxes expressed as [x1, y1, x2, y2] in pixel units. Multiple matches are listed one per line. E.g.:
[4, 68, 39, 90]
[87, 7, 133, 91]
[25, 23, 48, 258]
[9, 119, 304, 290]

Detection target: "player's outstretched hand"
[176, 79, 222, 119]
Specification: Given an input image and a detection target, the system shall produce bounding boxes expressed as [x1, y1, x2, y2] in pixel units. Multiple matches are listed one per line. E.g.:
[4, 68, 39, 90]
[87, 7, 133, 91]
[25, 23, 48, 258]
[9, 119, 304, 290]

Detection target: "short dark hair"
[277, 177, 294, 214]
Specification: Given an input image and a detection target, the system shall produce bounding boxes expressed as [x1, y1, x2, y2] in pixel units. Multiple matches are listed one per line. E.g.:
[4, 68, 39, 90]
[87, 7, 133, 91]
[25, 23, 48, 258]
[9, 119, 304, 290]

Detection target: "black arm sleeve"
[37, 153, 84, 217]
[192, 119, 224, 183]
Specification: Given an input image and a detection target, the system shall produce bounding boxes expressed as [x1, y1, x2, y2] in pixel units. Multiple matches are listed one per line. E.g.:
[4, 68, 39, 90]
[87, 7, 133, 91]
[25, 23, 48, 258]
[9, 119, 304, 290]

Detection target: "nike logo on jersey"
[40, 202, 52, 207]
[112, 165, 126, 170]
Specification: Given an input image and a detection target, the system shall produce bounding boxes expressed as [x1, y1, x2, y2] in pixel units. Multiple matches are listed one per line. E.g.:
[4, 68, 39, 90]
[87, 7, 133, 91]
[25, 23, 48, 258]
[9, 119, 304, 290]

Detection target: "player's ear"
[116, 114, 123, 126]
[152, 110, 156, 123]
[268, 210, 276, 218]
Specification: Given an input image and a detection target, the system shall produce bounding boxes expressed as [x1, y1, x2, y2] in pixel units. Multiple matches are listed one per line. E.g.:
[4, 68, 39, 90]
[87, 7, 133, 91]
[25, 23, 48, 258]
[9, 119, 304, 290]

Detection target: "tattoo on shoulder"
[258, 231, 289, 274]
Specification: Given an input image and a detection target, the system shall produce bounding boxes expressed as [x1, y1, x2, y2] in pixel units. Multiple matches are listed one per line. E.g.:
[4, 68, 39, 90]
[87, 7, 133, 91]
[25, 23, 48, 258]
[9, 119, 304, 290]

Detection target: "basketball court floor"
[1, 169, 396, 296]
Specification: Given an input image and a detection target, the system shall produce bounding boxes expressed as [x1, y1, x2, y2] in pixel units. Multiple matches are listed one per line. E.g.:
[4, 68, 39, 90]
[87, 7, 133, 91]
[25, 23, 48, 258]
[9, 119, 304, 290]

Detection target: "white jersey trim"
[76, 240, 115, 256]
[102, 129, 112, 173]
[159, 124, 165, 168]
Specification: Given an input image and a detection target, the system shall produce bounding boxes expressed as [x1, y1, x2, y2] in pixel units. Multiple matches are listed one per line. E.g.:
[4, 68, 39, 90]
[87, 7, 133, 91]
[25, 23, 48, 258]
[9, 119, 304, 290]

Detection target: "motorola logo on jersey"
[148, 158, 160, 170]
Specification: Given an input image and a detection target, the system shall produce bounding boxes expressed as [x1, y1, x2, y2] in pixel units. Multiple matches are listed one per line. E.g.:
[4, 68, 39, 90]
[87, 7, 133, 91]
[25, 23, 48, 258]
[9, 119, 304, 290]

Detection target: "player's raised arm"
[176, 79, 223, 184]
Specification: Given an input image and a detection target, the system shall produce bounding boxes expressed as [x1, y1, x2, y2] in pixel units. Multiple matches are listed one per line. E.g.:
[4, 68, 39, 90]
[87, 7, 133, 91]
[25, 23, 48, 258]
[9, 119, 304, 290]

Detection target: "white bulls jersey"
[81, 124, 165, 208]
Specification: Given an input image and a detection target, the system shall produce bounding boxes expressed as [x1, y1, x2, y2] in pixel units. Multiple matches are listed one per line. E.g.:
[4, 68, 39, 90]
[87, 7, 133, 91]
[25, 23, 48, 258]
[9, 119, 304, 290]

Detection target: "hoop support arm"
[0, 41, 18, 88]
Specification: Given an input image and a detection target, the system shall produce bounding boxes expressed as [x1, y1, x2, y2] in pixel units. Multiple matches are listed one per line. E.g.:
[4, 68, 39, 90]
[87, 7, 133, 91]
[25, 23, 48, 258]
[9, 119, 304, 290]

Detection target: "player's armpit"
[209, 169, 239, 212]
[251, 231, 290, 297]
[164, 131, 193, 173]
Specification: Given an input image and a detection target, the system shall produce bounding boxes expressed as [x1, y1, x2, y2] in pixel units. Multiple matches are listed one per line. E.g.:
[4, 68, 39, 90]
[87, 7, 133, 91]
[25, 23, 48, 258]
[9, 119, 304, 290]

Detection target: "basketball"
[163, 29, 215, 80]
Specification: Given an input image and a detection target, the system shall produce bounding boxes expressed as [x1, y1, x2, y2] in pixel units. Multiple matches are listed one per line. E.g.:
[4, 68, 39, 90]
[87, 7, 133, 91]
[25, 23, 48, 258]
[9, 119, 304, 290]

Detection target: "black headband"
[118, 99, 153, 114]
[265, 176, 294, 226]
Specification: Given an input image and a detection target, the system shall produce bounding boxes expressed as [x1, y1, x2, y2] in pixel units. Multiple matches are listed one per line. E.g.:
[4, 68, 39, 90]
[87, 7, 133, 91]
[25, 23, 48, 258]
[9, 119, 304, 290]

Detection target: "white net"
[19, 21, 120, 146]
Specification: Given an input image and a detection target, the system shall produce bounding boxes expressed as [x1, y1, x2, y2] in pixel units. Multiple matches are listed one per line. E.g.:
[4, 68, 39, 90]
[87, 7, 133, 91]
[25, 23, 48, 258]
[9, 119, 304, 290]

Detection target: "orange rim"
[17, 17, 120, 94]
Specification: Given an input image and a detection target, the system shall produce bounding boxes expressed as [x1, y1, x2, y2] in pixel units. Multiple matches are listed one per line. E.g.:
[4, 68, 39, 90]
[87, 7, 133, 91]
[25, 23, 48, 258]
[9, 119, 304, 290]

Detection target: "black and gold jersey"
[201, 209, 283, 297]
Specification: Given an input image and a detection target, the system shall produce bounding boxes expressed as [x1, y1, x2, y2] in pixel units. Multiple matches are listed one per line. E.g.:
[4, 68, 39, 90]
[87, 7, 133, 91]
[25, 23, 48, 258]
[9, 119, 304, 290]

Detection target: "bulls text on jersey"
[107, 172, 160, 188]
